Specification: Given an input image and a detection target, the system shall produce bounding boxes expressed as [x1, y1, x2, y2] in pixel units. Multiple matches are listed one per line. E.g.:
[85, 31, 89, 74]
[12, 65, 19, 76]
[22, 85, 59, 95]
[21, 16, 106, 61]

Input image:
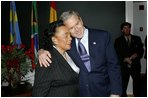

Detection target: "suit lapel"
[52, 48, 75, 73]
[68, 37, 88, 72]
[88, 29, 97, 71]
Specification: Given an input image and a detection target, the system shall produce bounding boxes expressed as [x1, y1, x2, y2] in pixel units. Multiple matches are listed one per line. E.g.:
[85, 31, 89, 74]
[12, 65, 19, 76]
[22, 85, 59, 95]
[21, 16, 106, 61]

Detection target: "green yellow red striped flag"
[31, 1, 39, 69]
[49, 1, 57, 23]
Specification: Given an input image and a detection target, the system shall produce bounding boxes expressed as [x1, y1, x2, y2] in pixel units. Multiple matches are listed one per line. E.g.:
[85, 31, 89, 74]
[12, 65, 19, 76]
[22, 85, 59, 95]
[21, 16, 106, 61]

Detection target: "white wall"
[126, 1, 133, 33]
[133, 1, 147, 74]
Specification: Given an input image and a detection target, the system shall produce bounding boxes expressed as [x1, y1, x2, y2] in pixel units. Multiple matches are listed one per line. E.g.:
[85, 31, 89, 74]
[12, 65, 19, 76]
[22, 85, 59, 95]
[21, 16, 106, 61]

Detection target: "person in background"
[144, 36, 147, 60]
[32, 20, 79, 97]
[38, 10, 122, 97]
[114, 22, 144, 97]
[142, 36, 147, 97]
[144, 36, 147, 76]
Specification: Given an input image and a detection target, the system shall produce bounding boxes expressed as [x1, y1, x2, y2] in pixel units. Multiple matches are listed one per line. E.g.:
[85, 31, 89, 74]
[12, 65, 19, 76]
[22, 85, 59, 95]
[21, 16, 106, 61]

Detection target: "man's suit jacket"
[32, 48, 79, 97]
[114, 35, 144, 72]
[67, 27, 122, 97]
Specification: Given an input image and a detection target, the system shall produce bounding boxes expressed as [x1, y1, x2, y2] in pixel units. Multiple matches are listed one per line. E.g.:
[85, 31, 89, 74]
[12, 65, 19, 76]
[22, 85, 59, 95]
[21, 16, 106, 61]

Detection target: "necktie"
[77, 38, 91, 72]
[127, 37, 130, 47]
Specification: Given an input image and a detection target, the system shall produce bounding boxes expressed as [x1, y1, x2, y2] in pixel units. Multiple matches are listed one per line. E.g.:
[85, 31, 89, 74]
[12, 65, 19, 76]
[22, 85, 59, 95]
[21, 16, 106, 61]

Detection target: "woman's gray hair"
[59, 11, 81, 22]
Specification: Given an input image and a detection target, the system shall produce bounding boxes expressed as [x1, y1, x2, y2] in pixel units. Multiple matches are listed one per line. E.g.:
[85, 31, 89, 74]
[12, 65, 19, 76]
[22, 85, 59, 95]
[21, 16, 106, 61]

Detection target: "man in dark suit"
[38, 11, 122, 97]
[114, 22, 144, 97]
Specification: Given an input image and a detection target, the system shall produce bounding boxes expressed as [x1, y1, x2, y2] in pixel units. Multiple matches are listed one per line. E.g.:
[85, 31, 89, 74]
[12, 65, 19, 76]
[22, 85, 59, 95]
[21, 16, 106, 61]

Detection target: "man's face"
[63, 15, 84, 39]
[121, 25, 131, 36]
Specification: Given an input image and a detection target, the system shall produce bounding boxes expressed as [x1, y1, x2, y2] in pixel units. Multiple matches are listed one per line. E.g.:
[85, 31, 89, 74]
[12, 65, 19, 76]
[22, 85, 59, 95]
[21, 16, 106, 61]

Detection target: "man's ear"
[52, 37, 58, 45]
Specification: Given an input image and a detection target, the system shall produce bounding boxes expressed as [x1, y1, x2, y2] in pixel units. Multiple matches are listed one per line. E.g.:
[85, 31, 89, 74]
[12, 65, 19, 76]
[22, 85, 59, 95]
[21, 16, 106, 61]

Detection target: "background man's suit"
[67, 27, 122, 97]
[32, 48, 79, 97]
[114, 35, 144, 96]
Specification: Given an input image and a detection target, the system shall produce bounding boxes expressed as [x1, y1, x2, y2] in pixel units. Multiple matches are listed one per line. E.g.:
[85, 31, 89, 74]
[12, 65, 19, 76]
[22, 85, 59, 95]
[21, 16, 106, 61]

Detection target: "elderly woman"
[32, 20, 79, 97]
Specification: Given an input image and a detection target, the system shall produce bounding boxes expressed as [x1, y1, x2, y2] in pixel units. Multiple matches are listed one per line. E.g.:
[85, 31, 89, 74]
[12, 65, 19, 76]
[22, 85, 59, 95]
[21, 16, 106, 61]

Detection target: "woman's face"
[52, 26, 72, 53]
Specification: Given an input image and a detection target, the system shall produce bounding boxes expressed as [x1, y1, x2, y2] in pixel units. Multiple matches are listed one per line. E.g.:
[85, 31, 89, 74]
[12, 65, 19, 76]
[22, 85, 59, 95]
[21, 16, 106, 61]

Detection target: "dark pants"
[121, 68, 141, 97]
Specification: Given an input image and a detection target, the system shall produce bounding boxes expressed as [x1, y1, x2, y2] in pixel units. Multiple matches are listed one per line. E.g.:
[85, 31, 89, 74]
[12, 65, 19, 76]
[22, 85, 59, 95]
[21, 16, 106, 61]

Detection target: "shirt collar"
[124, 35, 131, 41]
[81, 28, 88, 41]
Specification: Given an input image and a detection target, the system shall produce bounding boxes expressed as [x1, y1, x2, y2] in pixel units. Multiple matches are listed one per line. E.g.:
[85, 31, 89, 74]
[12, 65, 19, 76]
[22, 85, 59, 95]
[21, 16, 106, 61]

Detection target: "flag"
[49, 1, 57, 23]
[31, 1, 39, 69]
[10, 1, 22, 47]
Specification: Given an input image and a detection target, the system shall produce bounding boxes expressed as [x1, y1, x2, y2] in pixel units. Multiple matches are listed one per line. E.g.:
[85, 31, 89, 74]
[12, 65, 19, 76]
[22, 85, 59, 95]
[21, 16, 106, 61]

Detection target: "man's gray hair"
[59, 11, 81, 22]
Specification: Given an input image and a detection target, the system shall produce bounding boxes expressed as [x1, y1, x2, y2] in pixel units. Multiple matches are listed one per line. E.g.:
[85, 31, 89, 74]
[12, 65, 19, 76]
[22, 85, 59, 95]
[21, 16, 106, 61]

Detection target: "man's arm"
[38, 49, 52, 67]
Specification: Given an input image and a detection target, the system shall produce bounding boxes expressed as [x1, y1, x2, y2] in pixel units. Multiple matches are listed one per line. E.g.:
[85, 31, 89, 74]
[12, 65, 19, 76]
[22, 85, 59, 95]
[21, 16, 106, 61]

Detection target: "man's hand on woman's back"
[38, 49, 52, 67]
